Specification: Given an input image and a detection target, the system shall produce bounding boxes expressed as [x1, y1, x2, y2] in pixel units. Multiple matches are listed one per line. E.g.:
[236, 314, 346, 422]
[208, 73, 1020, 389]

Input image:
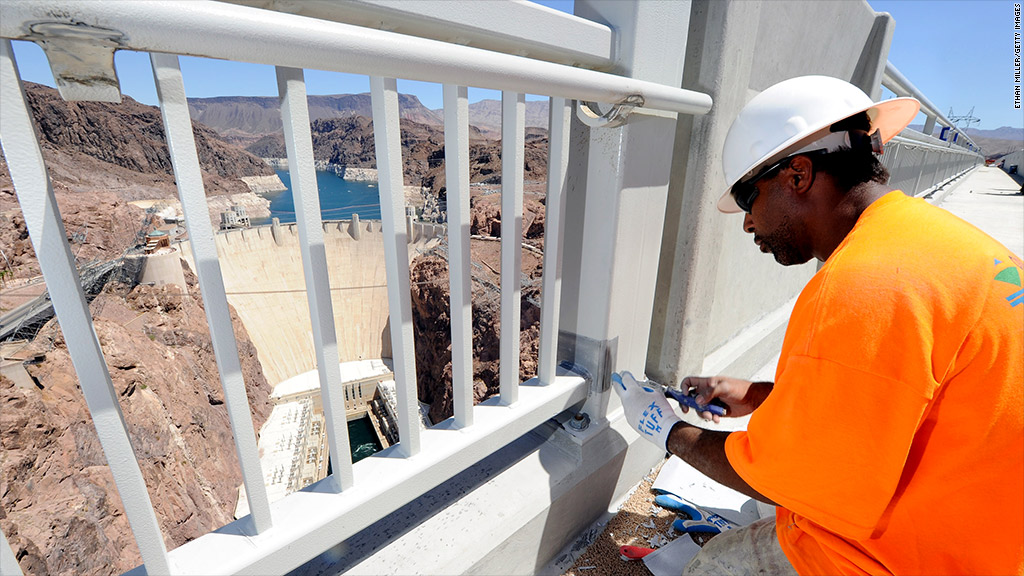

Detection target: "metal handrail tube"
[0, 0, 713, 116]
[883, 62, 951, 128]
[884, 62, 979, 151]
[162, 374, 588, 574]
[500, 91, 525, 406]
[276, 65, 354, 492]
[888, 134, 981, 156]
[224, 0, 616, 69]
[442, 83, 475, 428]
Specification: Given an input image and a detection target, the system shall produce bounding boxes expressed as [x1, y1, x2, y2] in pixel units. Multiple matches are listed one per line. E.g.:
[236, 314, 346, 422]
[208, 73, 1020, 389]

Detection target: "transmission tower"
[947, 106, 981, 131]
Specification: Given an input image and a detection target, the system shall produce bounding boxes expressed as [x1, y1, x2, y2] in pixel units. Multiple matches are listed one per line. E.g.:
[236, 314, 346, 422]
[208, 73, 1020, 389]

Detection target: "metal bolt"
[568, 412, 591, 431]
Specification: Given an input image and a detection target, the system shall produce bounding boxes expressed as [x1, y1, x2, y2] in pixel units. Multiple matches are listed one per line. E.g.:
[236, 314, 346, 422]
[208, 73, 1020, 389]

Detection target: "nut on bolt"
[568, 412, 591, 431]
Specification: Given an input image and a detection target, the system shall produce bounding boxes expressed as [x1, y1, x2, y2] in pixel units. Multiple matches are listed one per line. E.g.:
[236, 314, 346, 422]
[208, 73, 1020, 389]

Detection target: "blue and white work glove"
[611, 371, 681, 450]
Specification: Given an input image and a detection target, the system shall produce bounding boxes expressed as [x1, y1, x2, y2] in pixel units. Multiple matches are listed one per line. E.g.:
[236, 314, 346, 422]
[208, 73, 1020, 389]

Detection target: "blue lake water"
[251, 169, 382, 226]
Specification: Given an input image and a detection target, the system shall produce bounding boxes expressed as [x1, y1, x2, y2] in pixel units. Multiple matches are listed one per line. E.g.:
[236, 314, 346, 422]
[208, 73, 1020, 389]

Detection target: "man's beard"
[755, 215, 811, 266]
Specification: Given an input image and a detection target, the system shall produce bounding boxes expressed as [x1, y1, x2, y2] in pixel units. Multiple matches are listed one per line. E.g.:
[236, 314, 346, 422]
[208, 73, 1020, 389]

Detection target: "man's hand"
[679, 376, 773, 422]
[612, 371, 681, 450]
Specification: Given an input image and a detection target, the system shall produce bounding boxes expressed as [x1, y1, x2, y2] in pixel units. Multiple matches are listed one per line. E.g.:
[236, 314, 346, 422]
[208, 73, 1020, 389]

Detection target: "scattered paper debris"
[648, 533, 670, 548]
[652, 456, 761, 525]
[643, 533, 702, 576]
[650, 504, 665, 516]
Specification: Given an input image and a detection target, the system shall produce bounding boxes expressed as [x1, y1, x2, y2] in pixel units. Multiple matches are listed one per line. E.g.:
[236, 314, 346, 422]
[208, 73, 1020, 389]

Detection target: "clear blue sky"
[8, 0, 1020, 131]
[871, 0, 1022, 131]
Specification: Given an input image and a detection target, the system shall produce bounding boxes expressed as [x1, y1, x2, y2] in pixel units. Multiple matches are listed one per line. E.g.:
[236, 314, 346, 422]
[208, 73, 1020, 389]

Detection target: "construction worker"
[614, 75, 1023, 575]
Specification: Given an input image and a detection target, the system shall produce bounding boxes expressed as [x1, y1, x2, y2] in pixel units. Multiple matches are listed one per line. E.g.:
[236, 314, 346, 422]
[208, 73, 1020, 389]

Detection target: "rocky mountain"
[449, 99, 552, 138]
[907, 123, 1023, 159]
[243, 115, 551, 196]
[20, 82, 274, 201]
[966, 126, 1024, 141]
[410, 188, 547, 424]
[187, 93, 443, 140]
[0, 272, 273, 575]
[187, 92, 553, 142]
[1, 84, 279, 575]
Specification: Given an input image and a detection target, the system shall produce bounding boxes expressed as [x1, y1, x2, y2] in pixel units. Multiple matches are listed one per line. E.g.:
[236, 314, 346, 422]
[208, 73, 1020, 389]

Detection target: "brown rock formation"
[0, 158, 149, 289]
[243, 115, 550, 197]
[0, 267, 272, 575]
[410, 187, 547, 424]
[20, 82, 274, 200]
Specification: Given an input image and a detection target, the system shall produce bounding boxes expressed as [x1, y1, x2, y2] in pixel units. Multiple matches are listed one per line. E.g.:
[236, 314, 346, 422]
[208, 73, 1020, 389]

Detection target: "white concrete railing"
[883, 61, 982, 153]
[0, 1, 710, 574]
[879, 62, 984, 198]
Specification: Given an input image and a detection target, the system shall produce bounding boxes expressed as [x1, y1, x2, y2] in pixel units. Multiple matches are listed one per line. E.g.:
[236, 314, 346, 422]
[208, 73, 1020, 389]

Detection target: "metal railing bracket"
[24, 21, 123, 102]
[576, 94, 644, 128]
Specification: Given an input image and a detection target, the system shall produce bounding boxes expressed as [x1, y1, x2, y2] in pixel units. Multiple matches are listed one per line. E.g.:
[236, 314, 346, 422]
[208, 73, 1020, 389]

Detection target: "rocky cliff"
[20, 82, 274, 201]
[0, 159, 145, 285]
[0, 270, 272, 575]
[188, 92, 443, 140]
[410, 187, 547, 424]
[0, 84, 278, 575]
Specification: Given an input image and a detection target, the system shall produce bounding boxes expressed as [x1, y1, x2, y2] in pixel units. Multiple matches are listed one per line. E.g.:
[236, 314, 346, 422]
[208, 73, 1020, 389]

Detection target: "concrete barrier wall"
[998, 149, 1024, 173]
[177, 220, 441, 386]
[649, 0, 895, 383]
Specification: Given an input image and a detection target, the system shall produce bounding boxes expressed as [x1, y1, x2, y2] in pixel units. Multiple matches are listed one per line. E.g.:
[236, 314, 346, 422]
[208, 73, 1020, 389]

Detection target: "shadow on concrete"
[289, 426, 558, 575]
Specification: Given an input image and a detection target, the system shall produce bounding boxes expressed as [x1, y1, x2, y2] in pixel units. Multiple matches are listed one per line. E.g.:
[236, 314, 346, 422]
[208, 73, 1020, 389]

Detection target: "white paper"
[642, 533, 702, 576]
[651, 455, 762, 526]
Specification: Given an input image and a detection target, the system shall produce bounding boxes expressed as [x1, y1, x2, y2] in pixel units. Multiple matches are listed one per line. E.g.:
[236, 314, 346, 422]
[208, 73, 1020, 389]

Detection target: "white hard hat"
[718, 75, 920, 213]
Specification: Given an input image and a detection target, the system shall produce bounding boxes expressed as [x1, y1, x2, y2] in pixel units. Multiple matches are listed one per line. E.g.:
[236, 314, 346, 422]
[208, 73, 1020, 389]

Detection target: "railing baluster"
[276, 66, 354, 490]
[538, 97, 572, 385]
[1, 527, 23, 576]
[150, 52, 272, 533]
[370, 76, 420, 456]
[0, 40, 171, 573]
[500, 91, 525, 405]
[443, 84, 474, 427]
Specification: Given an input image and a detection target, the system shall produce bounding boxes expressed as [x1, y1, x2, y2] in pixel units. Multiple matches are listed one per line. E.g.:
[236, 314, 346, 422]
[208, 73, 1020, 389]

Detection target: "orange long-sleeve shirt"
[726, 191, 1024, 575]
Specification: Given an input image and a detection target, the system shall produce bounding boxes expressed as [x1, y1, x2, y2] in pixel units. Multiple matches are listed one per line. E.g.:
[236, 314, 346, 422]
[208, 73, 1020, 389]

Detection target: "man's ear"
[787, 155, 814, 195]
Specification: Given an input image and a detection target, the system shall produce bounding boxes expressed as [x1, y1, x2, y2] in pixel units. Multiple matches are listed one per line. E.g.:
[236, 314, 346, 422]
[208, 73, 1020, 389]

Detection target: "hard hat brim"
[717, 96, 921, 214]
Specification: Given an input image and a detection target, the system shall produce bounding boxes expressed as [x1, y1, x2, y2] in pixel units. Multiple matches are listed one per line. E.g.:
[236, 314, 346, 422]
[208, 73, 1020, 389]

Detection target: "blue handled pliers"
[655, 494, 735, 534]
[664, 387, 727, 417]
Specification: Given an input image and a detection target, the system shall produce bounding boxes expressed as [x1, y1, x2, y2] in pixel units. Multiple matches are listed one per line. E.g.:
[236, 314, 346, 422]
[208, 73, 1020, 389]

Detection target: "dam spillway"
[177, 218, 443, 387]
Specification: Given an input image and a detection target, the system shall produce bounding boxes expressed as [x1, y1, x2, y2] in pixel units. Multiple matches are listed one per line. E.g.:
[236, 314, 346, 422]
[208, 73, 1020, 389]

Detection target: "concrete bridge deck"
[933, 166, 1024, 256]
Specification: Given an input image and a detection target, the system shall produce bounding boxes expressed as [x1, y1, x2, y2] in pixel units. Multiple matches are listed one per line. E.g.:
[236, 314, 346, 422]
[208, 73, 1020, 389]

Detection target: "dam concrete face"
[178, 219, 441, 386]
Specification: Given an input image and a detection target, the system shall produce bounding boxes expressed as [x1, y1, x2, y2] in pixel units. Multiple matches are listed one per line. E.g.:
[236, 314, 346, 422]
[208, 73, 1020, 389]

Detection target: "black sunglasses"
[730, 157, 792, 214]
[730, 149, 827, 214]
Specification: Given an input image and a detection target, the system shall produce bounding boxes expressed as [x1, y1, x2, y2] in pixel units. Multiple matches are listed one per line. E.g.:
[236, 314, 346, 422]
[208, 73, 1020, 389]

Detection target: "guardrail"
[880, 62, 984, 196]
[0, 1, 710, 573]
[0, 2, 991, 574]
[883, 61, 981, 153]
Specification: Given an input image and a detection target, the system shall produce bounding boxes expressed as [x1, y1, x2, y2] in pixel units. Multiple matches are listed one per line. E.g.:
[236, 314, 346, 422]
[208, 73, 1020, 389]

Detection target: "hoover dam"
[177, 216, 443, 386]
[174, 216, 444, 514]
